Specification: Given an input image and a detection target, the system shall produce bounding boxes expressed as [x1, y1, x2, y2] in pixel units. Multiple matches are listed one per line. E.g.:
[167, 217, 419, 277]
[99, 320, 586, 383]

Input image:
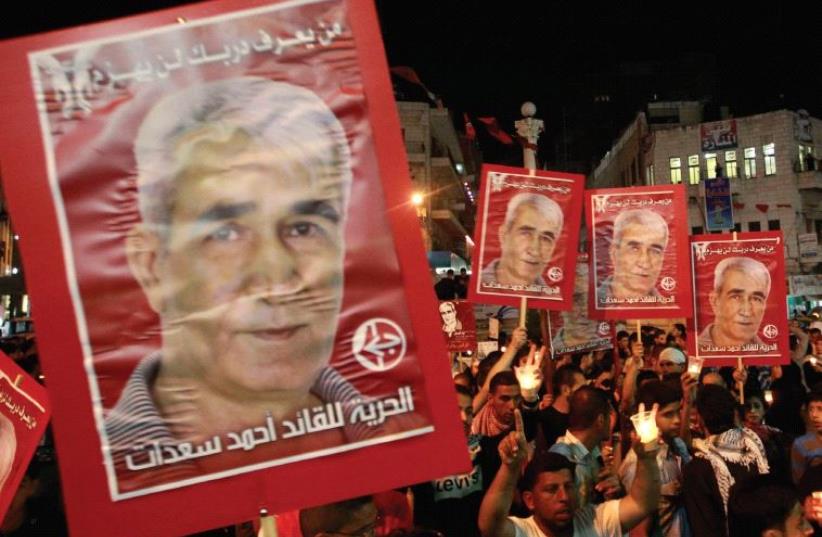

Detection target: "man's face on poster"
[709, 267, 768, 346]
[609, 218, 667, 297]
[498, 202, 561, 286]
[562, 286, 596, 343]
[439, 302, 457, 327]
[135, 136, 346, 396]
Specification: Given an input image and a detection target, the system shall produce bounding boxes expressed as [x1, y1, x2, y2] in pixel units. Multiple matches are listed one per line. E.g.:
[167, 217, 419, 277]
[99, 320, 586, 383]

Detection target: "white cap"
[659, 347, 687, 365]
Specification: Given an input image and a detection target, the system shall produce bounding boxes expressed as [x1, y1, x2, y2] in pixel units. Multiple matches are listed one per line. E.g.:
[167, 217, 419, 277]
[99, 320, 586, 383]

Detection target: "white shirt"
[509, 500, 622, 537]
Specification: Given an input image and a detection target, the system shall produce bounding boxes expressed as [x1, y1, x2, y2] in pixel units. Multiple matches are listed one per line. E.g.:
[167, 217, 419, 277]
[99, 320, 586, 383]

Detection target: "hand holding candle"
[687, 355, 704, 379]
[514, 344, 546, 402]
[631, 403, 660, 448]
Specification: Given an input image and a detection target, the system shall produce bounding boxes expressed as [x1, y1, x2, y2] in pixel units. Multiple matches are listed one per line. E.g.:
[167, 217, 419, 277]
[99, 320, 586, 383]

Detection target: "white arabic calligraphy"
[38, 21, 345, 118]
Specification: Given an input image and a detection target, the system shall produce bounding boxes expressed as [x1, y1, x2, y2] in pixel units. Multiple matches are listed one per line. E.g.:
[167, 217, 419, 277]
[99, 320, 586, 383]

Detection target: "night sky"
[2, 0, 820, 168]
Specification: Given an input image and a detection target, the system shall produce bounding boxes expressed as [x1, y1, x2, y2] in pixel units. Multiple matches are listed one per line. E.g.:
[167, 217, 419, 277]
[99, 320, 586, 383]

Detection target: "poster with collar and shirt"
[0, 0, 469, 534]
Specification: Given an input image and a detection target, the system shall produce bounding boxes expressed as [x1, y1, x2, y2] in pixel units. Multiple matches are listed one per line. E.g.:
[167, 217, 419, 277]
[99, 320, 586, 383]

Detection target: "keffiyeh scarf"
[692, 427, 769, 515]
[471, 404, 509, 436]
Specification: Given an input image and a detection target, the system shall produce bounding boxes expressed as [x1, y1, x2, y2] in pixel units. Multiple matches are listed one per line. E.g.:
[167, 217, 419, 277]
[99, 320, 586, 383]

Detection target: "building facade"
[592, 107, 822, 288]
[396, 100, 477, 270]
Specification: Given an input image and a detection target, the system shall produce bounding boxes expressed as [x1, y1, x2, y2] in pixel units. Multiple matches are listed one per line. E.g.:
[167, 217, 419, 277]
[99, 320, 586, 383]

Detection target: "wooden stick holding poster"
[520, 297, 528, 328]
[737, 356, 745, 404]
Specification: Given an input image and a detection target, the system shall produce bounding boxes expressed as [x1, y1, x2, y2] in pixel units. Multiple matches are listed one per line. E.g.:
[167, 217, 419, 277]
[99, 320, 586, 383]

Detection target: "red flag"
[477, 117, 514, 145]
[390, 66, 438, 103]
[463, 113, 476, 141]
[390, 66, 423, 86]
[756, 204, 769, 213]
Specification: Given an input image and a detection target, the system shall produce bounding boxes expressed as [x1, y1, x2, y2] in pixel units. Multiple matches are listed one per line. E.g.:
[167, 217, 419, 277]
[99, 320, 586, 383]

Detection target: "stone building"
[591, 106, 822, 287]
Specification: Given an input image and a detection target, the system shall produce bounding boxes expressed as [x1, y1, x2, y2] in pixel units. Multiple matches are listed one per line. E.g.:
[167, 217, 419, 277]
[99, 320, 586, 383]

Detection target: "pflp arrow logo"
[352, 318, 407, 372]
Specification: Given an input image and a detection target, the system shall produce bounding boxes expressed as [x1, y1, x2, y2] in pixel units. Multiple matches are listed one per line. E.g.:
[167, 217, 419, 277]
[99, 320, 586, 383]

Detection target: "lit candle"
[764, 390, 774, 404]
[630, 405, 659, 447]
[688, 355, 704, 379]
[519, 373, 539, 391]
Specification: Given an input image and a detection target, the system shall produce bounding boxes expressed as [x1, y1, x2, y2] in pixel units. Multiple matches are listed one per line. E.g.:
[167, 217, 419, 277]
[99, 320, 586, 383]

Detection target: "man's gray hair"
[133, 76, 352, 230]
[502, 193, 563, 233]
[439, 301, 456, 313]
[613, 209, 669, 245]
[713, 256, 771, 295]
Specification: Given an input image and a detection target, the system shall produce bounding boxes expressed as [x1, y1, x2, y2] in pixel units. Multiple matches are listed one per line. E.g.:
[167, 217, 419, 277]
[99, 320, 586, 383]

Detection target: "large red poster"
[0, 353, 51, 523]
[586, 185, 692, 320]
[0, 1, 468, 535]
[469, 164, 584, 309]
[689, 232, 789, 366]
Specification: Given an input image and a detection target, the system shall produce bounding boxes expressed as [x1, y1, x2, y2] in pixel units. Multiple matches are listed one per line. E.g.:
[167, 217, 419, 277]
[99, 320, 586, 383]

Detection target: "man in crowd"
[791, 389, 822, 484]
[658, 347, 687, 377]
[537, 364, 586, 450]
[549, 386, 620, 508]
[617, 330, 631, 360]
[620, 380, 691, 537]
[683, 384, 770, 537]
[479, 409, 661, 537]
[481, 193, 564, 288]
[698, 256, 771, 349]
[411, 385, 494, 537]
[298, 496, 379, 537]
[728, 474, 813, 537]
[598, 209, 669, 305]
[435, 268, 459, 299]
[106, 77, 372, 488]
[472, 371, 538, 439]
[456, 267, 470, 298]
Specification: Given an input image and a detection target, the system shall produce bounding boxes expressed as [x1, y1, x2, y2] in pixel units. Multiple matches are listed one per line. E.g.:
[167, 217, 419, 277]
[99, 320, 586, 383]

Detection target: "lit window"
[670, 157, 682, 184]
[764, 143, 776, 175]
[744, 147, 757, 178]
[688, 155, 700, 184]
[725, 151, 738, 178]
[799, 145, 815, 171]
[705, 152, 718, 178]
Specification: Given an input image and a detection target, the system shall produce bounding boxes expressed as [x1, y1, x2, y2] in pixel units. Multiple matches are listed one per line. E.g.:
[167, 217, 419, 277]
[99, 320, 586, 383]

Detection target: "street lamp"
[411, 192, 424, 206]
[514, 101, 544, 169]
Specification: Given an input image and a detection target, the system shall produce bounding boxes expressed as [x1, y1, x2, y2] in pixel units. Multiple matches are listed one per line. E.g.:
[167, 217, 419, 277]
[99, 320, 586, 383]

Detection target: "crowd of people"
[7, 316, 822, 536]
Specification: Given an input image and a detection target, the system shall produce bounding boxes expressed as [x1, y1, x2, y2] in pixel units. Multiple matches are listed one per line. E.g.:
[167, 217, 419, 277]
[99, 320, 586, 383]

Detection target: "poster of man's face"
[549, 256, 613, 355]
[438, 301, 476, 353]
[586, 185, 692, 320]
[469, 164, 584, 309]
[0, 355, 51, 523]
[0, 0, 472, 533]
[690, 232, 789, 365]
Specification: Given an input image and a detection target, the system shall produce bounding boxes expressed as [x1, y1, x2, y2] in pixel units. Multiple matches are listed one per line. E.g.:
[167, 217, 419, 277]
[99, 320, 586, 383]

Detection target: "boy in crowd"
[620, 380, 691, 537]
[791, 389, 822, 484]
